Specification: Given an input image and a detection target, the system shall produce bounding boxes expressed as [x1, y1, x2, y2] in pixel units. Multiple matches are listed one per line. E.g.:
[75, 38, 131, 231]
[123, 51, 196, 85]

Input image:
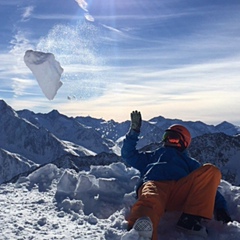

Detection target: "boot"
[176, 213, 208, 238]
[133, 217, 153, 240]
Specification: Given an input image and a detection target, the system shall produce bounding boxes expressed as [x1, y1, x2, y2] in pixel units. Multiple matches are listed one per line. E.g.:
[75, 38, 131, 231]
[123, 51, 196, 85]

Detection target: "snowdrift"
[0, 162, 240, 239]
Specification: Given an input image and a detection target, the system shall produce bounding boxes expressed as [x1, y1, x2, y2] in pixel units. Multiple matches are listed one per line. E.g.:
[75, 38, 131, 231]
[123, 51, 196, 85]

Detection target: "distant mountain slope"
[148, 115, 240, 137]
[0, 148, 38, 183]
[17, 109, 114, 154]
[0, 99, 239, 186]
[17, 104, 240, 151]
[189, 133, 240, 185]
[215, 121, 240, 136]
[0, 101, 78, 165]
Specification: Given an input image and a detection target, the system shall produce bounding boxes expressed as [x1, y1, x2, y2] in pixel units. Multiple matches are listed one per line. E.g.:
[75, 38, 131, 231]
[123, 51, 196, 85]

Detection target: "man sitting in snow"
[121, 111, 232, 240]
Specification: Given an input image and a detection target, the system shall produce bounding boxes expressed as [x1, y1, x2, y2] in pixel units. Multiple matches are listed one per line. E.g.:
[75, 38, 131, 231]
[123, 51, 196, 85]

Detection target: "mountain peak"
[48, 109, 61, 119]
[217, 121, 233, 127]
[216, 121, 239, 135]
[0, 99, 17, 117]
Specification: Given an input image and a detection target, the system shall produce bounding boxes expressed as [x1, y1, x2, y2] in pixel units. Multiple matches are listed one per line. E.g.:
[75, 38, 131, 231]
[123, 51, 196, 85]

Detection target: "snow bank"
[24, 50, 63, 100]
[2, 162, 239, 239]
[18, 164, 60, 191]
[55, 162, 139, 218]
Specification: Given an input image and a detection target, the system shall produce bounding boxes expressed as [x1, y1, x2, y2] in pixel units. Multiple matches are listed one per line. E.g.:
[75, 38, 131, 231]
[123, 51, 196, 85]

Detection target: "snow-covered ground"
[0, 162, 240, 240]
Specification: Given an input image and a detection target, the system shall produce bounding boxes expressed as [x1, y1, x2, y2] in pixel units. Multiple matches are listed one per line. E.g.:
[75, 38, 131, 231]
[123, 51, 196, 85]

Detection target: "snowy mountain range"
[0, 99, 239, 185]
[1, 99, 240, 239]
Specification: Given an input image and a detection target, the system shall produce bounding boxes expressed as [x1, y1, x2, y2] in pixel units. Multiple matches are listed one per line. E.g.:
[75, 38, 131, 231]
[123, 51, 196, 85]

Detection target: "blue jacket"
[121, 130, 227, 210]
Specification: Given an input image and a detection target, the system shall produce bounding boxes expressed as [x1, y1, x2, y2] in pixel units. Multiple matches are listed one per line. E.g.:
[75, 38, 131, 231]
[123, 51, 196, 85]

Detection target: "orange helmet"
[162, 124, 191, 150]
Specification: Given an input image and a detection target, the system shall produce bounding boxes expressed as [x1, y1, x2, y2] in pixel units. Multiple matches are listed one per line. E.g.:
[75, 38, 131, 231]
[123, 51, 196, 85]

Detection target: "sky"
[1, 0, 240, 125]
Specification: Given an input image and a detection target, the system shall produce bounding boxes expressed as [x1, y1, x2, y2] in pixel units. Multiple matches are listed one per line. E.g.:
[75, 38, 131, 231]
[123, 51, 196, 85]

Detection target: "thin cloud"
[11, 77, 36, 96]
[3, 31, 36, 97]
[75, 0, 88, 12]
[10, 31, 33, 56]
[1, 0, 240, 125]
[7, 98, 51, 112]
[101, 24, 122, 33]
[32, 14, 83, 20]
[75, 0, 95, 21]
[21, 6, 34, 21]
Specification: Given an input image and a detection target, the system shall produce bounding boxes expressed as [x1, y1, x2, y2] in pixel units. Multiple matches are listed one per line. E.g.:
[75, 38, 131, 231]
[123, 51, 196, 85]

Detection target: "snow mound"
[24, 50, 63, 100]
[55, 162, 139, 219]
[1, 162, 239, 239]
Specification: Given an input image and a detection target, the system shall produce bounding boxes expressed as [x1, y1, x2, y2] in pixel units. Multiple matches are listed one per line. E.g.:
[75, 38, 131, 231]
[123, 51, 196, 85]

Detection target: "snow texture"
[0, 100, 240, 239]
[0, 162, 240, 240]
[24, 50, 63, 100]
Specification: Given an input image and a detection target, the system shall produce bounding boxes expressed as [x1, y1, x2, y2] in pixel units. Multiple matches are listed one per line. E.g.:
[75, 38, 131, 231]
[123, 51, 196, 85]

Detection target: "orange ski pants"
[128, 164, 222, 240]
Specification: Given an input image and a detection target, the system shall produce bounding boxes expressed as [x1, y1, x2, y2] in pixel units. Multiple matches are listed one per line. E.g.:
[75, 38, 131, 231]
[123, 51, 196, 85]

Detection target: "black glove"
[130, 110, 142, 132]
[215, 208, 232, 223]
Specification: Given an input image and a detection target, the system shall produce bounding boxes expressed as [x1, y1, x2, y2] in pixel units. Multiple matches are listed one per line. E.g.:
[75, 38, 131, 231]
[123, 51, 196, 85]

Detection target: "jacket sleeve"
[121, 130, 156, 173]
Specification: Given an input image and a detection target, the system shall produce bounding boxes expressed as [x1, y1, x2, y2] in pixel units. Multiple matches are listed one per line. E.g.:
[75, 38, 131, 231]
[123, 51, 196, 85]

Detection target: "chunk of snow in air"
[24, 50, 64, 100]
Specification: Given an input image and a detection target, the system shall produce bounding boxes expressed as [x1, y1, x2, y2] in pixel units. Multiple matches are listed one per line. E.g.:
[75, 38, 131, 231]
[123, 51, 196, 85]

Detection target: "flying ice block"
[24, 50, 64, 100]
